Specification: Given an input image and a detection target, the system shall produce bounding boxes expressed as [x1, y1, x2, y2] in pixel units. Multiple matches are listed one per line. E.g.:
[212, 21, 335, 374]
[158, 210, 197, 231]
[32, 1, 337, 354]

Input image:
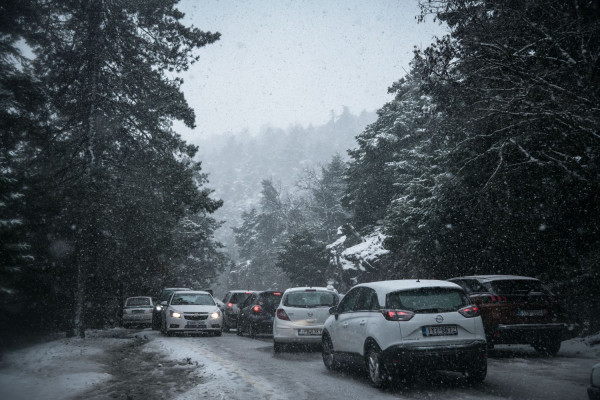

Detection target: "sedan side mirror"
[329, 306, 337, 315]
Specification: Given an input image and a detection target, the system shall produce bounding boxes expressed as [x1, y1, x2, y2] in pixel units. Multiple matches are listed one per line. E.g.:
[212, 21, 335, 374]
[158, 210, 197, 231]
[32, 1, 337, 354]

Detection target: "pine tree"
[22, 0, 221, 336]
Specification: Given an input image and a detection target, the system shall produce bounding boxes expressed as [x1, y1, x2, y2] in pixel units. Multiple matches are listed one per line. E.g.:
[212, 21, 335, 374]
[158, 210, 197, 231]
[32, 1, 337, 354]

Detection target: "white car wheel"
[365, 344, 387, 388]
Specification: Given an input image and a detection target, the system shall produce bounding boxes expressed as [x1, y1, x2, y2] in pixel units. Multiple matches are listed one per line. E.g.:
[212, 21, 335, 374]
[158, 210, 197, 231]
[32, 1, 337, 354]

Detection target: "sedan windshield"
[171, 294, 215, 306]
[284, 291, 338, 308]
[386, 287, 468, 313]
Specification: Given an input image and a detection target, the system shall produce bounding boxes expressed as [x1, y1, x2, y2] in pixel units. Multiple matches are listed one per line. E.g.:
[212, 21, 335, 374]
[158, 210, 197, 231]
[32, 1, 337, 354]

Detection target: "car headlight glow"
[592, 363, 600, 387]
[170, 311, 182, 318]
[211, 312, 220, 319]
[155, 305, 162, 311]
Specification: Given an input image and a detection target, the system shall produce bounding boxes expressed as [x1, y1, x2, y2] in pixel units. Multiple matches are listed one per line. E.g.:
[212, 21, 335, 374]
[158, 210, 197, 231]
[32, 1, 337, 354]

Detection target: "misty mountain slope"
[196, 108, 376, 257]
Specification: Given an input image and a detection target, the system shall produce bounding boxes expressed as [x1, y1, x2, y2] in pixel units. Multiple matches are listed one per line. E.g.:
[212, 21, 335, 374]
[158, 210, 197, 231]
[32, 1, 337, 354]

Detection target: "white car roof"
[283, 287, 335, 293]
[451, 275, 539, 282]
[356, 279, 462, 294]
[355, 280, 464, 308]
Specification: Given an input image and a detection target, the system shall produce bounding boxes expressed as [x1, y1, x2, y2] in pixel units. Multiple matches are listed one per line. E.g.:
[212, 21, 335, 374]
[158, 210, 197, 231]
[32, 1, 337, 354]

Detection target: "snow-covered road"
[0, 328, 596, 399]
[148, 330, 596, 400]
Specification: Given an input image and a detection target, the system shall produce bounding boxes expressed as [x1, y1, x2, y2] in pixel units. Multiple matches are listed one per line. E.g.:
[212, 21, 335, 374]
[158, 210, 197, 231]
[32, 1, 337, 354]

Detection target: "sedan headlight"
[170, 310, 182, 318]
[210, 311, 221, 319]
[592, 363, 600, 387]
[155, 305, 162, 311]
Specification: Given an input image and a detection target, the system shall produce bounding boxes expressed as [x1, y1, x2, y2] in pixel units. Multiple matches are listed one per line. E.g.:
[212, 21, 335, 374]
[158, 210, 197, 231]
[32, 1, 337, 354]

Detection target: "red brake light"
[227, 302, 233, 309]
[273, 292, 282, 296]
[381, 309, 415, 321]
[276, 308, 290, 321]
[486, 295, 508, 303]
[252, 305, 263, 313]
[459, 305, 480, 318]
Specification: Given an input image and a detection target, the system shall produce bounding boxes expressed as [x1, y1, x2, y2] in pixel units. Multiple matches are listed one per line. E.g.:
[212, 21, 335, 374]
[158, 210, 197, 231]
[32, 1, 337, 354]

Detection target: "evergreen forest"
[1, 0, 600, 340]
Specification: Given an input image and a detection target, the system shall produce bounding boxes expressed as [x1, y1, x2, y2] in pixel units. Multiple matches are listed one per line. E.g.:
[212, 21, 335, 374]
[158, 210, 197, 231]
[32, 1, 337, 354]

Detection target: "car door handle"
[359, 320, 366, 326]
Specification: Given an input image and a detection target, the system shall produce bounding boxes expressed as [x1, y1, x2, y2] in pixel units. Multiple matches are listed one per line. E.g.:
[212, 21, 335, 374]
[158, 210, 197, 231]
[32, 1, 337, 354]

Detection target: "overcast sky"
[175, 0, 446, 144]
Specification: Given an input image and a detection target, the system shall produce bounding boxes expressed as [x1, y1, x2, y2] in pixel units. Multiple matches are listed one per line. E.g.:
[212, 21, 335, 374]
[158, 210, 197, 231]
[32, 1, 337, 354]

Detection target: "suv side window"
[242, 294, 256, 308]
[464, 279, 488, 293]
[337, 287, 361, 313]
[355, 287, 380, 311]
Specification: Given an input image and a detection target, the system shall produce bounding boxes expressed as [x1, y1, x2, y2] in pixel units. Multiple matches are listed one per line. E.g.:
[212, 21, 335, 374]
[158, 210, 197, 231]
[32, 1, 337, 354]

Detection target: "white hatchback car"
[322, 280, 487, 387]
[273, 287, 340, 352]
[160, 290, 223, 336]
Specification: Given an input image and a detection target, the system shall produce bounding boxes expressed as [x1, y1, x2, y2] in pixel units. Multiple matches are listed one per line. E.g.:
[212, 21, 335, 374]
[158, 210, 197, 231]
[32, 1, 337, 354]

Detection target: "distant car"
[152, 287, 191, 330]
[589, 362, 600, 400]
[448, 275, 567, 355]
[236, 290, 283, 338]
[272, 287, 340, 352]
[160, 290, 222, 336]
[322, 280, 487, 388]
[122, 296, 154, 328]
[221, 290, 255, 332]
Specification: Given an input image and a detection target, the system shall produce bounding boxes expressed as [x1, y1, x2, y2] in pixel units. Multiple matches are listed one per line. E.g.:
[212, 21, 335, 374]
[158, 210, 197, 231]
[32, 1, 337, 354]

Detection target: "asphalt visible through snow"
[86, 328, 595, 400]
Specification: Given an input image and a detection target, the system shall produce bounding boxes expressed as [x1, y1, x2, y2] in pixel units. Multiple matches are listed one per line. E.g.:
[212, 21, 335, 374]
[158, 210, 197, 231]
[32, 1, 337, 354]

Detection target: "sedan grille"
[184, 313, 209, 321]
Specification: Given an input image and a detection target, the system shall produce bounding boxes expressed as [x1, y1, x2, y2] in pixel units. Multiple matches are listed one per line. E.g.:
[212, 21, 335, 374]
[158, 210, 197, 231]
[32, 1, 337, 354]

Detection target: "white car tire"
[365, 344, 388, 388]
[322, 335, 341, 370]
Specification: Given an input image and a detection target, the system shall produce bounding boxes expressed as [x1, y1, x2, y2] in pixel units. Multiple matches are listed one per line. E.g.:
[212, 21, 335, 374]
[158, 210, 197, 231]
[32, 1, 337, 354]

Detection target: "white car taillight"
[380, 309, 415, 321]
[458, 305, 480, 318]
[277, 308, 290, 321]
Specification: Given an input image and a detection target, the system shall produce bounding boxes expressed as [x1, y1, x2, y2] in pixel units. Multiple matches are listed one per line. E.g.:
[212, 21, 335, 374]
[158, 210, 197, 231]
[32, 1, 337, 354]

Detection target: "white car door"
[329, 287, 361, 353]
[347, 287, 380, 355]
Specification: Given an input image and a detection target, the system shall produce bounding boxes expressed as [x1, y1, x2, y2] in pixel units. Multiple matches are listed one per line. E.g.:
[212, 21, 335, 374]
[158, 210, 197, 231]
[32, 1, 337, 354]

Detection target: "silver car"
[122, 296, 154, 328]
[272, 287, 340, 352]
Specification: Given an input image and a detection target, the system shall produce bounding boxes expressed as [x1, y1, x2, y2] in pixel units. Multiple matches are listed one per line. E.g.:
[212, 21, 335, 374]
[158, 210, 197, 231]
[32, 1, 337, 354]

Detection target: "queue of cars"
[127, 274, 573, 389]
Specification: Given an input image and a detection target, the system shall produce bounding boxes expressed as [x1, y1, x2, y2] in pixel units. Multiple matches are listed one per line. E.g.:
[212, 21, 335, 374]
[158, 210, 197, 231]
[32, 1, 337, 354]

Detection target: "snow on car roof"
[356, 279, 462, 293]
[451, 275, 540, 282]
[283, 287, 334, 293]
[172, 290, 212, 295]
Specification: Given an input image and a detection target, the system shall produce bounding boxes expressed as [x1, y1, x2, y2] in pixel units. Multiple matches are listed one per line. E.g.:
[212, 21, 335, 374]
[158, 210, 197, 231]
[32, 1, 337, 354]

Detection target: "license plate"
[517, 309, 545, 317]
[298, 328, 322, 336]
[132, 310, 145, 314]
[422, 325, 458, 336]
[186, 322, 205, 328]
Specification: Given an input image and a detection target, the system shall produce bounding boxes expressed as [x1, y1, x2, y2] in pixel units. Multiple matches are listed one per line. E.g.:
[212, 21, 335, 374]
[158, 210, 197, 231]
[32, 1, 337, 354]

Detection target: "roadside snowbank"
[0, 329, 125, 400]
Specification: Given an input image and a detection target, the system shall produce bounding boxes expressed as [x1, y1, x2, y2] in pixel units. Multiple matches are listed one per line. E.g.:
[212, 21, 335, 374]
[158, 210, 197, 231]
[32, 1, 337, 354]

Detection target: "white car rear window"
[386, 287, 468, 313]
[284, 291, 338, 308]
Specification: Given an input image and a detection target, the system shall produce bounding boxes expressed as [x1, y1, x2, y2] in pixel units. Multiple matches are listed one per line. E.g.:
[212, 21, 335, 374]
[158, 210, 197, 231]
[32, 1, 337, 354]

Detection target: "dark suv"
[221, 290, 255, 332]
[151, 287, 190, 330]
[448, 275, 567, 355]
[236, 290, 283, 337]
